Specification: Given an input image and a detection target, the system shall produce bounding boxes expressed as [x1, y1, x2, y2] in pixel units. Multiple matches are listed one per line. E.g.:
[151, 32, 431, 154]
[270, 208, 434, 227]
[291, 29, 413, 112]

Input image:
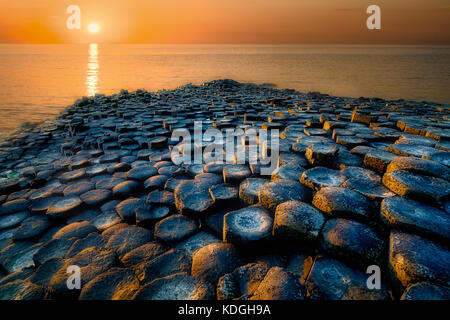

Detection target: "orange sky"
[0, 0, 449, 44]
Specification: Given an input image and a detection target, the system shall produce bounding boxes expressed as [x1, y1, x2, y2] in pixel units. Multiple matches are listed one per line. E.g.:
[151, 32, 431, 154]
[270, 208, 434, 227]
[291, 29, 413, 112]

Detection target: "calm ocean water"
[0, 44, 449, 135]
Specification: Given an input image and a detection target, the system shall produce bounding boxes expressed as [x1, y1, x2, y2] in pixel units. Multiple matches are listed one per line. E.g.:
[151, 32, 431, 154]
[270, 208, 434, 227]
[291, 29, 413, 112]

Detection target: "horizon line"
[1, 42, 450, 46]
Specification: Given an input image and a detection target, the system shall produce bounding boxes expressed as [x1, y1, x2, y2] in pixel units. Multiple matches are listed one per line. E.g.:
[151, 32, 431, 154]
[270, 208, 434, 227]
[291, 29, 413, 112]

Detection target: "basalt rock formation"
[0, 79, 449, 300]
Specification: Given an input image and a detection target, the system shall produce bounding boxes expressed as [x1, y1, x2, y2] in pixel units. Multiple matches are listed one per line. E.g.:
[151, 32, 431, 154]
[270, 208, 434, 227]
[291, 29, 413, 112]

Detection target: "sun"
[88, 23, 100, 33]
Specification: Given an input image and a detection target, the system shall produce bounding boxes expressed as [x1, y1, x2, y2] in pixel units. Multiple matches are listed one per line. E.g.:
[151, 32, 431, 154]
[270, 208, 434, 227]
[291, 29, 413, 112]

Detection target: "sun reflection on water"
[86, 43, 99, 96]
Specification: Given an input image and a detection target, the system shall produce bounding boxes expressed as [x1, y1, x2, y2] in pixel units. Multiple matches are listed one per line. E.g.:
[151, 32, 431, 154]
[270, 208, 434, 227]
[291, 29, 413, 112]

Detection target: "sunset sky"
[0, 0, 449, 44]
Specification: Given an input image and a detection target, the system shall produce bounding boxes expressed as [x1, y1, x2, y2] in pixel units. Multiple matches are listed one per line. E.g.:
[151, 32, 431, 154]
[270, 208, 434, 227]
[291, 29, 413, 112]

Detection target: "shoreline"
[1, 80, 448, 141]
[0, 79, 449, 300]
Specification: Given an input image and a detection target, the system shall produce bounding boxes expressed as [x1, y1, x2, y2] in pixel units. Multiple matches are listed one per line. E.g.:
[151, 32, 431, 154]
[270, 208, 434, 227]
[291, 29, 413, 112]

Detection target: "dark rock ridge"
[0, 79, 449, 300]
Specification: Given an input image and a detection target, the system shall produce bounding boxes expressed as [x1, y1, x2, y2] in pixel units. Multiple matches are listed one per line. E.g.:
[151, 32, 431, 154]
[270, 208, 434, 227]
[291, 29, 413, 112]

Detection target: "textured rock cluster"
[0, 79, 449, 300]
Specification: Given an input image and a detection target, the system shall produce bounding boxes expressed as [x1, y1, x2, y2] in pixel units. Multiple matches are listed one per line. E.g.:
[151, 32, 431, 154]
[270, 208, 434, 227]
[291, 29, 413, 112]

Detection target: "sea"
[0, 44, 449, 136]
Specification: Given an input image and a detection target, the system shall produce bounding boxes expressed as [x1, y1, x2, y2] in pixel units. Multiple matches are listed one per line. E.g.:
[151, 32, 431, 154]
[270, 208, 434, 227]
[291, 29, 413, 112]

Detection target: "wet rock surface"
[273, 200, 325, 244]
[306, 256, 390, 300]
[0, 79, 449, 300]
[133, 273, 214, 300]
[12, 216, 53, 241]
[223, 206, 273, 246]
[319, 218, 385, 267]
[174, 180, 214, 216]
[154, 214, 198, 244]
[312, 187, 374, 220]
[239, 178, 267, 205]
[49, 246, 117, 297]
[250, 266, 305, 300]
[103, 223, 153, 259]
[383, 170, 450, 204]
[135, 249, 191, 285]
[381, 196, 450, 242]
[79, 268, 140, 300]
[217, 262, 270, 300]
[388, 231, 450, 292]
[259, 179, 312, 211]
[401, 282, 450, 300]
[300, 167, 342, 191]
[120, 242, 168, 268]
[191, 243, 242, 284]
[305, 143, 338, 166]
